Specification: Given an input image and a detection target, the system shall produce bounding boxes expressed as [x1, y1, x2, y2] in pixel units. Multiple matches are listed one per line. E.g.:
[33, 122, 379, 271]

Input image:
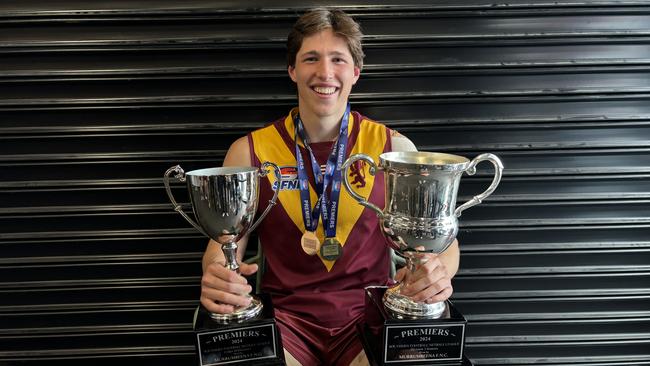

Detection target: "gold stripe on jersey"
[251, 111, 387, 272]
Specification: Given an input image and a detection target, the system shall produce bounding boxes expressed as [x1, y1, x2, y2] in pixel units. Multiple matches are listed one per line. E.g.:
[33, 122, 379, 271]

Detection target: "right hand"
[200, 261, 258, 314]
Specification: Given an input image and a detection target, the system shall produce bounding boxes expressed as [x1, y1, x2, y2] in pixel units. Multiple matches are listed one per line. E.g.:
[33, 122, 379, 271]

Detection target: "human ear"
[288, 65, 297, 83]
[352, 66, 361, 85]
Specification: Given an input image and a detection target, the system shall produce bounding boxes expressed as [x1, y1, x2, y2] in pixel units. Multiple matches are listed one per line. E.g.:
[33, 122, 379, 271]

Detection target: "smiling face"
[288, 28, 361, 124]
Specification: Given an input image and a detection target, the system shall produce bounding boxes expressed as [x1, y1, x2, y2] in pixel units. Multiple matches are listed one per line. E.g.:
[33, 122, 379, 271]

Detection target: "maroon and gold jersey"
[247, 108, 392, 328]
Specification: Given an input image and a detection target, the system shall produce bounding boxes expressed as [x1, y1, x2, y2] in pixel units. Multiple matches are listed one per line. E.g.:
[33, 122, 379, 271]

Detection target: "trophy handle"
[341, 154, 384, 217]
[247, 161, 282, 233]
[164, 165, 209, 237]
[454, 153, 504, 217]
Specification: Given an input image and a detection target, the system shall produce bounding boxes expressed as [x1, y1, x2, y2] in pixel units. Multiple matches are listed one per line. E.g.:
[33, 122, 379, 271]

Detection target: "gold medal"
[320, 237, 342, 261]
[301, 231, 321, 256]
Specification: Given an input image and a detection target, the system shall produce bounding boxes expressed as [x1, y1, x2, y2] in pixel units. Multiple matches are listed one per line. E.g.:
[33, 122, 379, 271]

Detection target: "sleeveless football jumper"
[248, 109, 393, 364]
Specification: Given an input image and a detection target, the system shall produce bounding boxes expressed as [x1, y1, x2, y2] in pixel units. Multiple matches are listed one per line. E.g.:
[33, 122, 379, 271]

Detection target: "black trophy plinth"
[359, 286, 472, 366]
[194, 293, 285, 366]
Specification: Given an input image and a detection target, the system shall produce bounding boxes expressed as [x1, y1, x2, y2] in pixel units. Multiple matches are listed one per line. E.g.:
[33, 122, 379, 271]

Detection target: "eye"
[333, 57, 346, 64]
[303, 56, 317, 63]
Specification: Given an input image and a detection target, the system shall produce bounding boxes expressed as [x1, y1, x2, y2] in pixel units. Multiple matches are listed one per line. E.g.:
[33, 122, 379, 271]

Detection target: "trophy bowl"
[164, 163, 281, 323]
[342, 151, 503, 318]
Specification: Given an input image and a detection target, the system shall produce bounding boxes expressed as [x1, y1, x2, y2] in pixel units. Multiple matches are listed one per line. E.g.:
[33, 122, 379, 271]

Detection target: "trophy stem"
[222, 242, 239, 272]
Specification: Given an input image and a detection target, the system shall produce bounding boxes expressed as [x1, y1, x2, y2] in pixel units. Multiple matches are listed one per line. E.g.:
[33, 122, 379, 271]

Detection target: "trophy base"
[359, 286, 471, 365]
[383, 285, 447, 318]
[209, 294, 263, 324]
[194, 293, 285, 366]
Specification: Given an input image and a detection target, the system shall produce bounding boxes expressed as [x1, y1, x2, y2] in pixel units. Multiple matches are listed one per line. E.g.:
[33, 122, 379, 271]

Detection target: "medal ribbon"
[294, 104, 350, 237]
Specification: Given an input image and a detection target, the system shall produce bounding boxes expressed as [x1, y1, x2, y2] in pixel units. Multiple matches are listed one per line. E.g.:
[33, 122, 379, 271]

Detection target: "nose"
[316, 60, 333, 80]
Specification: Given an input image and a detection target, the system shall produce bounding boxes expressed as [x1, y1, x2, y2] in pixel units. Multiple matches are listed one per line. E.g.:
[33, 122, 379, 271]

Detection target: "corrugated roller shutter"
[1, 1, 648, 364]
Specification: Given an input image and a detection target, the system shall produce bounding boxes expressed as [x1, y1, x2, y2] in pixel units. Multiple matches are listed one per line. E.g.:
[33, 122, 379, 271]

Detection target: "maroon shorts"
[275, 308, 363, 365]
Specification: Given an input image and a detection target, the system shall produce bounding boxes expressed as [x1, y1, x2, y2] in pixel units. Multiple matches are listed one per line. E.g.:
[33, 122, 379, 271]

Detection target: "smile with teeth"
[313, 86, 338, 95]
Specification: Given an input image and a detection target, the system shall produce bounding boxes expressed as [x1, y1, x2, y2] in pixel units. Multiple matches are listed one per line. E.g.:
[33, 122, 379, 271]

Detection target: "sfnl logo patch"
[273, 166, 300, 190]
[272, 165, 331, 191]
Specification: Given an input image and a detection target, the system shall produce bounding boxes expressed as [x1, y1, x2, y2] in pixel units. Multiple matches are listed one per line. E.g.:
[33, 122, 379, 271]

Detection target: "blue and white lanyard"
[294, 105, 350, 238]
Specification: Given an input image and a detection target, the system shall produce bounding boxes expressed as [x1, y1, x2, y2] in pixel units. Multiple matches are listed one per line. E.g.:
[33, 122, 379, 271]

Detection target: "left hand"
[394, 252, 454, 304]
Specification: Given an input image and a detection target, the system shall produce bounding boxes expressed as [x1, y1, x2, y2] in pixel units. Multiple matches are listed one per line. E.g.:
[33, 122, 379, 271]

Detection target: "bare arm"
[439, 239, 460, 278]
[390, 130, 417, 152]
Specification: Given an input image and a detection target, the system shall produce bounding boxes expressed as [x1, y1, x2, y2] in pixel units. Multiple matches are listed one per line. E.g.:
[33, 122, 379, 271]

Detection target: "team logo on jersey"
[272, 165, 329, 191]
[348, 160, 367, 188]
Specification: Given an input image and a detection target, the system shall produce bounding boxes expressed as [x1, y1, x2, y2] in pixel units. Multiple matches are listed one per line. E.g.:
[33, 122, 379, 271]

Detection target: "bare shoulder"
[223, 136, 252, 167]
[390, 130, 417, 152]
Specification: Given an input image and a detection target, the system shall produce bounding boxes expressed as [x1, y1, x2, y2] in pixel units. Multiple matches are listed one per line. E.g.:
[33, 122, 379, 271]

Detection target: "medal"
[300, 231, 321, 256]
[320, 237, 342, 261]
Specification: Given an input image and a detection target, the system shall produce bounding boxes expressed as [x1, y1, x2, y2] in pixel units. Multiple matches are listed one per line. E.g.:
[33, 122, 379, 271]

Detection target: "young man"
[200, 8, 459, 366]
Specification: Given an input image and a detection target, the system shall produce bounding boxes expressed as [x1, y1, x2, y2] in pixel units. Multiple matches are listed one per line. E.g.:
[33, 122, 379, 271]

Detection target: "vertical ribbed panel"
[1, 1, 648, 364]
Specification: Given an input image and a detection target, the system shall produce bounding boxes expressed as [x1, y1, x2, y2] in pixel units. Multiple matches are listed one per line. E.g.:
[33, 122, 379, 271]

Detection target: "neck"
[297, 106, 346, 143]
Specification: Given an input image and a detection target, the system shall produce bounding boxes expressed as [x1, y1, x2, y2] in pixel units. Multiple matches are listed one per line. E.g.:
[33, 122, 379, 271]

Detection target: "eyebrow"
[300, 50, 348, 58]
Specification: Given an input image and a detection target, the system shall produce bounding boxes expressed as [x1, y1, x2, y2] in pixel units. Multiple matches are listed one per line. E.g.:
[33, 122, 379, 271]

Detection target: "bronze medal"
[301, 231, 321, 256]
[320, 237, 342, 261]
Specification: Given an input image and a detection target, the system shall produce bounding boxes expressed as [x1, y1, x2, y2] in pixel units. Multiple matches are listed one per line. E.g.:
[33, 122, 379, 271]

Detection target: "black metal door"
[1, 1, 649, 364]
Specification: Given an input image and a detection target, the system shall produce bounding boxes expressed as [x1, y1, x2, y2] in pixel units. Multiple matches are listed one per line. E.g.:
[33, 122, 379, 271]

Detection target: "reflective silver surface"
[342, 151, 503, 318]
[383, 285, 446, 318]
[164, 163, 281, 323]
[187, 167, 258, 243]
[209, 295, 263, 324]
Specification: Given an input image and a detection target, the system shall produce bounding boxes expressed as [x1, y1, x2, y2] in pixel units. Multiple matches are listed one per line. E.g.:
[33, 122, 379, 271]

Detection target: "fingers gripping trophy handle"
[454, 153, 504, 217]
[247, 161, 282, 234]
[163, 165, 209, 237]
[341, 154, 384, 217]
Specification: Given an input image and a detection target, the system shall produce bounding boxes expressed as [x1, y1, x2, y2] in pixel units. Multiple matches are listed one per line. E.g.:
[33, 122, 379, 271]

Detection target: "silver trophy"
[164, 163, 281, 323]
[342, 151, 503, 318]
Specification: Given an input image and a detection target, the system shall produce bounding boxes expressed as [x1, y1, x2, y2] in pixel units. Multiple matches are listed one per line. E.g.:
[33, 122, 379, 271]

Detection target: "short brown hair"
[287, 8, 365, 69]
